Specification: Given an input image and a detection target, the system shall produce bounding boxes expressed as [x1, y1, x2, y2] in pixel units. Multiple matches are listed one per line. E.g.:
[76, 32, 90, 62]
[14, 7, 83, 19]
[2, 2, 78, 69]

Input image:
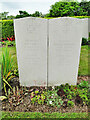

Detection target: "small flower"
[52, 86, 54, 89]
[2, 41, 5, 43]
[35, 90, 39, 94]
[49, 96, 51, 99]
[10, 37, 12, 41]
[49, 101, 52, 104]
[31, 95, 33, 98]
[51, 95, 54, 98]
[7, 37, 10, 41]
[74, 87, 77, 90]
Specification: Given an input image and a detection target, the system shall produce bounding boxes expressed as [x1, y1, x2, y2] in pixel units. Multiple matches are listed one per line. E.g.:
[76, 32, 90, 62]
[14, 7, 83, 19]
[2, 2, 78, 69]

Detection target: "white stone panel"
[14, 17, 47, 86]
[82, 18, 88, 38]
[48, 17, 83, 86]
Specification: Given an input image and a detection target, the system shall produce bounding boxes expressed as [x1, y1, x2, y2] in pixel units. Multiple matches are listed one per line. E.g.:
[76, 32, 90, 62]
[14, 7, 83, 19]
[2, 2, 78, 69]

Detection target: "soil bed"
[1, 76, 89, 113]
[2, 96, 88, 113]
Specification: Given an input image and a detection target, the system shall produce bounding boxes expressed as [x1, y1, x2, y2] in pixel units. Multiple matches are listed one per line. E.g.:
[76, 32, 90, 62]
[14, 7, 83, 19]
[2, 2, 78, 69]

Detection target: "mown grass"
[78, 45, 89, 76]
[1, 111, 89, 119]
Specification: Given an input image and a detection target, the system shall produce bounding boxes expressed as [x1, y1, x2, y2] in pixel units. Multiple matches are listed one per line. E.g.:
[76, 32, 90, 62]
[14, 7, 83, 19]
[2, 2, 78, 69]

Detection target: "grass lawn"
[78, 45, 89, 75]
[1, 111, 89, 119]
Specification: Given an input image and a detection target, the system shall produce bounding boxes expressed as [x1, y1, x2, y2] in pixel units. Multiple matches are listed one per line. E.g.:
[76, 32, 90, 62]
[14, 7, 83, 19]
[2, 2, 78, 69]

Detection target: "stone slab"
[14, 17, 47, 86]
[82, 18, 89, 38]
[48, 17, 83, 85]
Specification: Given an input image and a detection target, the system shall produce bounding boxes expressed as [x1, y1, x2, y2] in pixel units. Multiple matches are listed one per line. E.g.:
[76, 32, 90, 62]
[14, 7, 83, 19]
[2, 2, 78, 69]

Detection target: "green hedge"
[0, 20, 14, 40]
[73, 16, 90, 19]
[45, 16, 90, 19]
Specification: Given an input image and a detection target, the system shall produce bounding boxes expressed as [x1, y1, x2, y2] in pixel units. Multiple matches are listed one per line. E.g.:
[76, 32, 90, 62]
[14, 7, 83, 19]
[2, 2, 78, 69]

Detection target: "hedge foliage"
[0, 16, 90, 40]
[0, 20, 14, 40]
[73, 16, 90, 19]
[45, 16, 90, 19]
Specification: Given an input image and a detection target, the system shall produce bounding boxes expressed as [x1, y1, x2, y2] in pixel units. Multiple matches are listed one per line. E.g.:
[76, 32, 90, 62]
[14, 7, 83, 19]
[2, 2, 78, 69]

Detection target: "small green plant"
[67, 101, 74, 107]
[67, 95, 72, 100]
[10, 69, 19, 77]
[1, 41, 6, 46]
[6, 41, 16, 46]
[82, 37, 88, 45]
[6, 41, 13, 46]
[77, 80, 89, 89]
[57, 84, 65, 90]
[57, 82, 89, 106]
[76, 89, 88, 105]
[7, 86, 25, 107]
[35, 90, 39, 94]
[65, 83, 70, 89]
[30, 90, 46, 105]
[75, 95, 83, 105]
[1, 41, 15, 47]
[46, 89, 63, 108]
[81, 94, 88, 105]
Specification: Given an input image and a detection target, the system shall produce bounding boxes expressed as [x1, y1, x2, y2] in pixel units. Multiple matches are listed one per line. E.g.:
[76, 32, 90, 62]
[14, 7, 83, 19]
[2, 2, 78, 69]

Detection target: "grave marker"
[14, 17, 47, 86]
[14, 17, 85, 86]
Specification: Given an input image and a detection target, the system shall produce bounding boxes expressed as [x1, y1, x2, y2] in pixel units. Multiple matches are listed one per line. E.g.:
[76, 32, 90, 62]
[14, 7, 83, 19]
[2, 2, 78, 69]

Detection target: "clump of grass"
[2, 46, 15, 95]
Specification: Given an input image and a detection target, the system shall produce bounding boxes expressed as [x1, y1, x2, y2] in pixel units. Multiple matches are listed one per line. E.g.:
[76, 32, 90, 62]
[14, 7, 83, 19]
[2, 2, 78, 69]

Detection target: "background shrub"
[73, 16, 90, 19]
[0, 20, 14, 41]
[82, 38, 88, 46]
[88, 32, 90, 45]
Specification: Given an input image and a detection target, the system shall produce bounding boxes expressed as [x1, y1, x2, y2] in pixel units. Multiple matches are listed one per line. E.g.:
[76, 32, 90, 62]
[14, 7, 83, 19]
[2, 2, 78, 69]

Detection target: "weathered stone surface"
[14, 17, 47, 86]
[48, 17, 83, 85]
[14, 17, 85, 86]
[82, 18, 89, 38]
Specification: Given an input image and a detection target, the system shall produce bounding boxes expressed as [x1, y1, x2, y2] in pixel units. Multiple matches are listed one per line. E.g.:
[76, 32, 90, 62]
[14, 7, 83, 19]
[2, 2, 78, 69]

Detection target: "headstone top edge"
[14, 17, 47, 22]
[14, 17, 88, 22]
[81, 18, 88, 20]
[49, 17, 84, 21]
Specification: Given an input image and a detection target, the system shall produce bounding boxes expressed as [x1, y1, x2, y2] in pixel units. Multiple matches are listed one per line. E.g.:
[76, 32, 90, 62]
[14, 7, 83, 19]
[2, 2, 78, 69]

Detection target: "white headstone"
[14, 17, 47, 86]
[48, 17, 83, 85]
[14, 17, 84, 86]
[82, 18, 88, 38]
